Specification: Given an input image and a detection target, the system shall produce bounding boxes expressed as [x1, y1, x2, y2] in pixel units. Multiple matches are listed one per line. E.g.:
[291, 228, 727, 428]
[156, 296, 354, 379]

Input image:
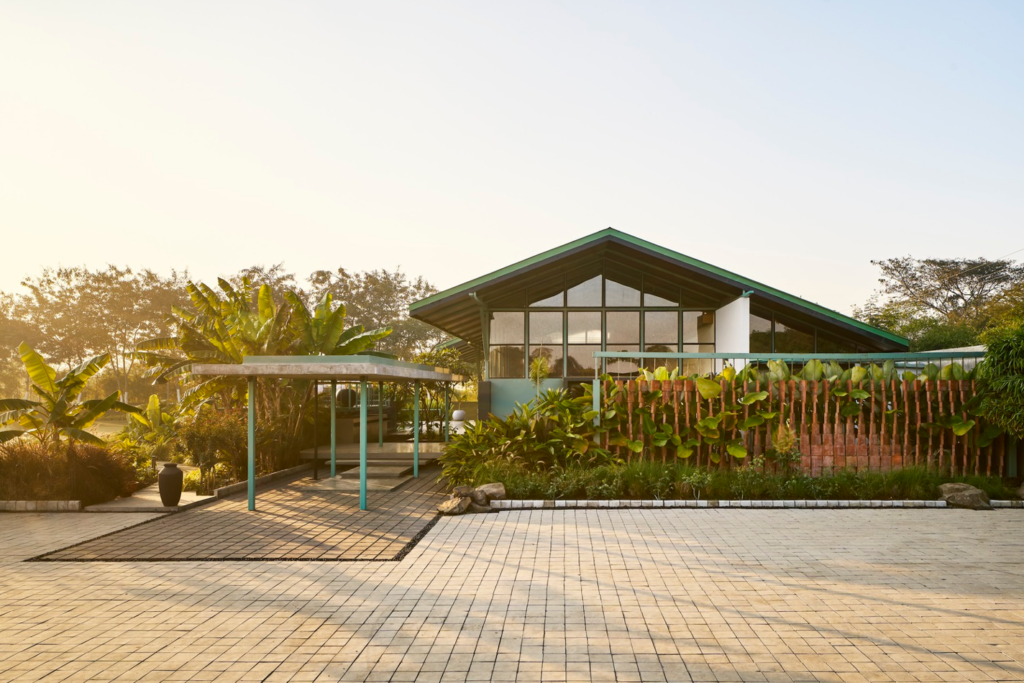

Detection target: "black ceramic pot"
[158, 463, 183, 507]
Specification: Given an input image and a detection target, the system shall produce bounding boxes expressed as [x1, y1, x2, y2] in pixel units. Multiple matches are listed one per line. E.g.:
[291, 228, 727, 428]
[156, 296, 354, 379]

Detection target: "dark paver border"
[25, 512, 442, 564]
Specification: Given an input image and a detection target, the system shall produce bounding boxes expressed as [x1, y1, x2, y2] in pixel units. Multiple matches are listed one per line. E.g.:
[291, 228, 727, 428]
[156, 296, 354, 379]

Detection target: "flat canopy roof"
[192, 355, 459, 382]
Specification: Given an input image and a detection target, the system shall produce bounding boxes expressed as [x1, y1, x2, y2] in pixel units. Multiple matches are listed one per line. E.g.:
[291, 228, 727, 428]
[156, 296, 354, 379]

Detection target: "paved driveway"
[1, 508, 1023, 682]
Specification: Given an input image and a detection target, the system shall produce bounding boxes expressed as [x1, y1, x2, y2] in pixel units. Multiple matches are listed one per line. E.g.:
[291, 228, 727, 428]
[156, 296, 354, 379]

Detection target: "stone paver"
[1, 509, 1023, 681]
[37, 468, 446, 561]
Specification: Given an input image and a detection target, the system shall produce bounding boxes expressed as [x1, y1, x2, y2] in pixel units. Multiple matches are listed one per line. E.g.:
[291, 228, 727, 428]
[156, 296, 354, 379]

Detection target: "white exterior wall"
[715, 297, 750, 372]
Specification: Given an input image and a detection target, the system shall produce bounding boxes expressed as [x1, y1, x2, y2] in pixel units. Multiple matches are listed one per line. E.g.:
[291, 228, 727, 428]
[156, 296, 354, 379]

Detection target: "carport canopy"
[192, 355, 459, 511]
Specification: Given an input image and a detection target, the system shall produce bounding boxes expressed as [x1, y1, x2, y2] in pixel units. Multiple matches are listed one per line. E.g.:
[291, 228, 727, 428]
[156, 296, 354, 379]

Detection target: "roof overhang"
[409, 228, 908, 352]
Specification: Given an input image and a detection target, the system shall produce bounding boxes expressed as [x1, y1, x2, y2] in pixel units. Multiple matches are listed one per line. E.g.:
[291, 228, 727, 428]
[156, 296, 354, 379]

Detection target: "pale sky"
[2, 1, 1022, 314]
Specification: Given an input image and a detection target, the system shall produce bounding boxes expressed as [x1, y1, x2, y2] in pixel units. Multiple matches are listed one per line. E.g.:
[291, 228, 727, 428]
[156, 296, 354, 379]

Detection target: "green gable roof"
[411, 228, 907, 349]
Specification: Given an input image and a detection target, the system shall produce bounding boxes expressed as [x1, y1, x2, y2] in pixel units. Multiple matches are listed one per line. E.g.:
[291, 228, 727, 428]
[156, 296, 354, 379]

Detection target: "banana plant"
[0, 343, 140, 445]
[123, 394, 178, 448]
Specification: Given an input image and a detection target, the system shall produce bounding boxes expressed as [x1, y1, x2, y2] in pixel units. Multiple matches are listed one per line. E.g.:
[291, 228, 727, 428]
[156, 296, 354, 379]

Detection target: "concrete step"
[335, 465, 412, 479]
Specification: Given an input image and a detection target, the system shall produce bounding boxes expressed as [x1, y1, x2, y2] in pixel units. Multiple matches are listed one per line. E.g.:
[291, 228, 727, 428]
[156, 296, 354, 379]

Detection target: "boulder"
[476, 482, 506, 501]
[1017, 483, 1024, 501]
[469, 489, 489, 506]
[468, 502, 496, 514]
[438, 497, 472, 515]
[451, 485, 474, 498]
[939, 483, 992, 510]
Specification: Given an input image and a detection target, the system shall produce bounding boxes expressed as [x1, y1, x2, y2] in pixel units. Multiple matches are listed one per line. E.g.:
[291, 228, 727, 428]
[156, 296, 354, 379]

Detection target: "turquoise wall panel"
[490, 379, 563, 417]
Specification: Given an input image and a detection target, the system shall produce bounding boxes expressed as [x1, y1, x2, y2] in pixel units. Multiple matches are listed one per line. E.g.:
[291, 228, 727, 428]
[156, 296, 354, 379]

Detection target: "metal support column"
[330, 379, 337, 478]
[247, 378, 256, 511]
[312, 381, 318, 481]
[360, 376, 368, 510]
[443, 382, 450, 443]
[413, 380, 420, 478]
[378, 381, 384, 447]
[592, 378, 600, 428]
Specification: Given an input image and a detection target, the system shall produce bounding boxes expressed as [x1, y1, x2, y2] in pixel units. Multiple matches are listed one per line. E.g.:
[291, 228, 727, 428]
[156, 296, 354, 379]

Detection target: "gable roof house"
[410, 229, 908, 416]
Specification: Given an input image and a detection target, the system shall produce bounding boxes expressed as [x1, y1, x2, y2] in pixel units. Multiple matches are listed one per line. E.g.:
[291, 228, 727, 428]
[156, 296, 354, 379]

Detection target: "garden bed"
[488, 498, 1024, 509]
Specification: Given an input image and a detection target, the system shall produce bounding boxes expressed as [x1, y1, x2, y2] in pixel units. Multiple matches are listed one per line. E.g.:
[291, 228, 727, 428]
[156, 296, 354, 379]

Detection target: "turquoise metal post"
[330, 379, 337, 478]
[360, 377, 368, 510]
[413, 380, 420, 478]
[378, 381, 384, 447]
[443, 382, 450, 443]
[247, 377, 256, 511]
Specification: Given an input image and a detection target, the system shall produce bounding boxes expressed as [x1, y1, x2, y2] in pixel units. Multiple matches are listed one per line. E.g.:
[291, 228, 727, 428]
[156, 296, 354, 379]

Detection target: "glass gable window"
[489, 312, 525, 378]
[483, 265, 736, 379]
[774, 317, 814, 353]
[644, 311, 678, 371]
[749, 313, 772, 353]
[528, 275, 564, 307]
[529, 311, 564, 377]
[643, 281, 678, 307]
[683, 311, 715, 346]
[606, 310, 639, 375]
[816, 334, 858, 353]
[566, 274, 602, 307]
[604, 267, 642, 307]
[567, 311, 601, 377]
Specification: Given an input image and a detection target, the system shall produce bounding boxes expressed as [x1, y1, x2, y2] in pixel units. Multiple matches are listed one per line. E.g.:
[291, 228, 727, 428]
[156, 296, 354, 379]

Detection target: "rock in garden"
[938, 483, 992, 510]
[469, 488, 489, 506]
[468, 502, 496, 514]
[451, 485, 474, 499]
[475, 482, 506, 501]
[438, 497, 472, 515]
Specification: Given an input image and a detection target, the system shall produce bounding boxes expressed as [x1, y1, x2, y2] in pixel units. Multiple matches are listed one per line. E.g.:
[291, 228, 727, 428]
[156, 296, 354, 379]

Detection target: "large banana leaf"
[285, 291, 316, 351]
[59, 427, 106, 446]
[58, 353, 111, 399]
[0, 398, 40, 412]
[318, 309, 349, 354]
[18, 342, 57, 396]
[145, 394, 161, 426]
[257, 284, 275, 324]
[333, 326, 391, 355]
[0, 428, 26, 443]
[135, 337, 181, 352]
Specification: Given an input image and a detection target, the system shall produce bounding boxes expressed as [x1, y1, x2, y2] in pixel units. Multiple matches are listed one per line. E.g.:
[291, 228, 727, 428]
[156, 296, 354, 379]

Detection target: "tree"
[870, 257, 1024, 325]
[0, 343, 139, 445]
[855, 256, 1024, 350]
[15, 267, 100, 371]
[9, 266, 189, 403]
[0, 293, 40, 398]
[976, 323, 1024, 439]
[307, 267, 446, 359]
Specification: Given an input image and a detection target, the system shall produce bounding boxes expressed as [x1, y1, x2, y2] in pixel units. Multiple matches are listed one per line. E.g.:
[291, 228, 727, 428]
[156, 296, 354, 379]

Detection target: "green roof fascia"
[409, 227, 908, 347]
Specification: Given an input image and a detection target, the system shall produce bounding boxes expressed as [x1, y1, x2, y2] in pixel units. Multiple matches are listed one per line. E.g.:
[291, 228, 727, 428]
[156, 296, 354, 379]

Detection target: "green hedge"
[469, 461, 1018, 501]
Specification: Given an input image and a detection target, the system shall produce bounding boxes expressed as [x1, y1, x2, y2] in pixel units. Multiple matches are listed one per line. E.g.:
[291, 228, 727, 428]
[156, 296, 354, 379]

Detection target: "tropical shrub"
[182, 463, 232, 493]
[440, 388, 610, 485]
[175, 407, 247, 494]
[0, 343, 139, 445]
[0, 439, 138, 506]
